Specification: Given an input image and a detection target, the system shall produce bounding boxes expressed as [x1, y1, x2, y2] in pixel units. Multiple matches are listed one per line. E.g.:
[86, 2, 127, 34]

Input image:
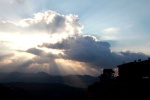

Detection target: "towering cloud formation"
[0, 10, 83, 36]
[0, 10, 149, 75]
[39, 35, 148, 69]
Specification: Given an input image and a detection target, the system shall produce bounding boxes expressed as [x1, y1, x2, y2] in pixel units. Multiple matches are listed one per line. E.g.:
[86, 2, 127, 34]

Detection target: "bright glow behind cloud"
[0, 9, 149, 76]
[0, 10, 83, 50]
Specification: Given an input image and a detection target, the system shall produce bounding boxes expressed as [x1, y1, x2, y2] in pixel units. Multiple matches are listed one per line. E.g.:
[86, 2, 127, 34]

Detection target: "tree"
[100, 69, 115, 82]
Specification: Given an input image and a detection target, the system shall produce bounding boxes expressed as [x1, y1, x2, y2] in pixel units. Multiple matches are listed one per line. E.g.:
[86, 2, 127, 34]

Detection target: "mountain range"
[0, 72, 99, 88]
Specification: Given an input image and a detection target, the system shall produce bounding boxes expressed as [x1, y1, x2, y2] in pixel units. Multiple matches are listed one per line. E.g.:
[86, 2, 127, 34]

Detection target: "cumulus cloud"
[27, 48, 47, 56]
[0, 10, 84, 75]
[0, 34, 149, 76]
[0, 10, 84, 51]
[0, 10, 149, 75]
[0, 10, 83, 36]
[39, 35, 149, 69]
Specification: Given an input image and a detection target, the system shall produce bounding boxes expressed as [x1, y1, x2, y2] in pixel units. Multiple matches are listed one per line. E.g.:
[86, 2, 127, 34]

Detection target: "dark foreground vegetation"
[88, 78, 150, 100]
[0, 83, 87, 100]
[88, 58, 150, 100]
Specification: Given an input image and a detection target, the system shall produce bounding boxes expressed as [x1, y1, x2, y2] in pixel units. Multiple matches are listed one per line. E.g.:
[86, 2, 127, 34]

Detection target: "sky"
[0, 0, 150, 76]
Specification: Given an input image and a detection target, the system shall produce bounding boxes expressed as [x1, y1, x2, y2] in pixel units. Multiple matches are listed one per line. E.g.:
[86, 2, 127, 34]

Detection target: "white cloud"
[0, 10, 149, 76]
[101, 27, 120, 40]
[0, 10, 83, 35]
[102, 27, 119, 33]
[0, 10, 83, 50]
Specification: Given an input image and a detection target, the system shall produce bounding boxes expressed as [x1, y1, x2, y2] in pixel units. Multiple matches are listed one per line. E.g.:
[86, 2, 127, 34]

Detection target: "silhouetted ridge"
[0, 72, 99, 88]
[0, 83, 87, 100]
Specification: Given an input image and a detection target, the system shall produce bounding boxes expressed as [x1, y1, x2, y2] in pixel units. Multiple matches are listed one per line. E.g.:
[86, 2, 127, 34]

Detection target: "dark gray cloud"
[0, 50, 60, 74]
[40, 35, 149, 69]
[26, 47, 61, 59]
[38, 38, 72, 49]
[0, 53, 14, 61]
[0, 35, 148, 75]
[27, 48, 46, 56]
[25, 48, 63, 74]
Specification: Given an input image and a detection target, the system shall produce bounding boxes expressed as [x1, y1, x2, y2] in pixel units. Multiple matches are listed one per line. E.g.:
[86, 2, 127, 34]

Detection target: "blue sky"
[26, 0, 150, 54]
[1, 0, 150, 53]
[0, 0, 150, 75]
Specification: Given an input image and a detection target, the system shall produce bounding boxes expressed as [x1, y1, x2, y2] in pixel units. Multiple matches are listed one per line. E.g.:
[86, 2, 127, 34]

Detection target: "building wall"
[118, 59, 150, 80]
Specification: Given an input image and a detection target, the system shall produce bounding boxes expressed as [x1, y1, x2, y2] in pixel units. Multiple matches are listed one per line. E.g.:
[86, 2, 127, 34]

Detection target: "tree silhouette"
[100, 69, 115, 82]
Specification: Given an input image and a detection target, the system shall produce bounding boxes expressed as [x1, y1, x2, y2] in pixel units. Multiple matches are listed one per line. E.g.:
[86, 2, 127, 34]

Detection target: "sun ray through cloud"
[0, 0, 149, 76]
